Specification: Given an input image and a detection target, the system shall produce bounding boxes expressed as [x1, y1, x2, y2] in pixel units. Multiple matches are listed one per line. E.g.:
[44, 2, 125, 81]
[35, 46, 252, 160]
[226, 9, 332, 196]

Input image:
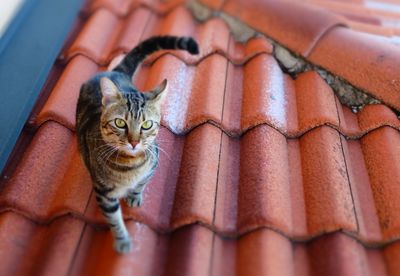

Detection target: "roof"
[1, 0, 400, 275]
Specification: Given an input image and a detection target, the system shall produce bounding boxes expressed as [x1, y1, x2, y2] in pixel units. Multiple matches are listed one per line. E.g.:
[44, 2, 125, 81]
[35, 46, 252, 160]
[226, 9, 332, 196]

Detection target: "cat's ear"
[100, 77, 122, 106]
[144, 79, 168, 107]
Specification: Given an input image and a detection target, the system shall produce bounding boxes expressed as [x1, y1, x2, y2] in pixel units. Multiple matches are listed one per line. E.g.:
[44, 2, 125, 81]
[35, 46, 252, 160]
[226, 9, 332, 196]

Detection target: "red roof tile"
[4, 212, 400, 276]
[2, 0, 400, 275]
[215, 0, 400, 110]
[0, 212, 84, 276]
[0, 122, 92, 221]
[308, 27, 400, 110]
[222, 0, 347, 56]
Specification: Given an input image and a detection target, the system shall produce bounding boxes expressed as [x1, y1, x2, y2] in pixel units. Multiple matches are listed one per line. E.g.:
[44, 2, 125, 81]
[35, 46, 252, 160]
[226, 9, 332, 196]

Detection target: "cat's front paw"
[114, 236, 132, 254]
[125, 193, 143, 208]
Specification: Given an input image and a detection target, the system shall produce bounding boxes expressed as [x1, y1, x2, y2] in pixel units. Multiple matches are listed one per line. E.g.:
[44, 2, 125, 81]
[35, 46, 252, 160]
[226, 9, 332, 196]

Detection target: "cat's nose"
[129, 140, 139, 149]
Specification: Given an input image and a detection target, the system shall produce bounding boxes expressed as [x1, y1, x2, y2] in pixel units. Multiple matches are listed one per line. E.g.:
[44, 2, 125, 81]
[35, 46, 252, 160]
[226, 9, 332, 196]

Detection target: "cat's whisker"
[155, 139, 174, 144]
[98, 145, 118, 162]
[146, 148, 158, 162]
[103, 147, 119, 164]
[152, 144, 171, 161]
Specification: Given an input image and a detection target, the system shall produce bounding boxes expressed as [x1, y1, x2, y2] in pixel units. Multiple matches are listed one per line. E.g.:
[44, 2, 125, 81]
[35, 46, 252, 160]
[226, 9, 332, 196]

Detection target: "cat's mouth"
[117, 147, 144, 158]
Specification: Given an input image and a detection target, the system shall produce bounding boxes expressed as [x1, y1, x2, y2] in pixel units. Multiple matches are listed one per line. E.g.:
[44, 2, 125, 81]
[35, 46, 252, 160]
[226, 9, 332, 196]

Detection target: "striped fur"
[76, 36, 199, 253]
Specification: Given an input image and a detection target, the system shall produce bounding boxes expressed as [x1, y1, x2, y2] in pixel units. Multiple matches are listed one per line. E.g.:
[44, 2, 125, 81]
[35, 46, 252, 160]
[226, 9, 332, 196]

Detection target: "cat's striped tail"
[113, 36, 199, 78]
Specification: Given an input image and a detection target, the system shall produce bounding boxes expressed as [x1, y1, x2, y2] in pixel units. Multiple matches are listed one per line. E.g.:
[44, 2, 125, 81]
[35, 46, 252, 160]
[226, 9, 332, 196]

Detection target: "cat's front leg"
[95, 186, 132, 253]
[125, 180, 148, 208]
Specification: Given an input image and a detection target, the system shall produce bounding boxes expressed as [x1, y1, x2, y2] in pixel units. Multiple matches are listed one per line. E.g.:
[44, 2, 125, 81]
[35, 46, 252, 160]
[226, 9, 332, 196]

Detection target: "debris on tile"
[219, 13, 257, 43]
[317, 69, 381, 110]
[186, 0, 213, 21]
[273, 43, 307, 75]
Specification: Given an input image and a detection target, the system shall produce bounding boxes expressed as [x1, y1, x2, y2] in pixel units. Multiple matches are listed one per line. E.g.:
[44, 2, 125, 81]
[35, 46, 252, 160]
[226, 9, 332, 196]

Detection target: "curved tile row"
[3, 120, 400, 244]
[1, 211, 399, 276]
[83, 0, 186, 17]
[32, 53, 400, 139]
[64, 6, 272, 66]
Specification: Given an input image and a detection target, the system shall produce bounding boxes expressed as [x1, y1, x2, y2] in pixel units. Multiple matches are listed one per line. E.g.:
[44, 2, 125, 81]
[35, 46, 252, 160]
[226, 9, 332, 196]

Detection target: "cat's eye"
[114, 118, 126, 128]
[141, 120, 153, 130]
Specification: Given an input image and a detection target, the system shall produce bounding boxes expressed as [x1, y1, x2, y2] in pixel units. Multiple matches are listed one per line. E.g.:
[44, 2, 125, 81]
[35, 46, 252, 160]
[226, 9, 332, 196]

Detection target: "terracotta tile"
[171, 124, 221, 228]
[304, 0, 400, 26]
[287, 139, 308, 237]
[293, 245, 312, 276]
[111, 7, 152, 56]
[74, 221, 213, 276]
[164, 226, 213, 276]
[343, 13, 382, 26]
[236, 229, 294, 276]
[181, 54, 227, 129]
[335, 99, 361, 137]
[42, 48, 400, 139]
[304, 0, 382, 24]
[213, 134, 240, 233]
[66, 9, 122, 64]
[139, 7, 198, 64]
[237, 125, 293, 234]
[343, 139, 382, 242]
[308, 27, 400, 110]
[85, 0, 134, 17]
[141, 6, 230, 64]
[384, 242, 400, 276]
[141, 6, 196, 39]
[211, 234, 236, 276]
[222, 0, 346, 56]
[347, 21, 395, 37]
[70, 221, 169, 276]
[365, 250, 389, 276]
[357, 104, 400, 134]
[196, 18, 231, 58]
[0, 123, 92, 220]
[306, 233, 385, 276]
[0, 213, 84, 276]
[300, 126, 357, 235]
[228, 36, 273, 65]
[76, 225, 212, 275]
[143, 54, 226, 134]
[142, 0, 186, 15]
[240, 54, 297, 135]
[361, 127, 400, 240]
[34, 56, 99, 130]
[222, 62, 243, 135]
[295, 71, 339, 134]
[198, 0, 226, 11]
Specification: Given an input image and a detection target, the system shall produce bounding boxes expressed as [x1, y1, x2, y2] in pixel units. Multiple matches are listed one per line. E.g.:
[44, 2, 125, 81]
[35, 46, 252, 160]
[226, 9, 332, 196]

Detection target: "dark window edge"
[0, 0, 84, 173]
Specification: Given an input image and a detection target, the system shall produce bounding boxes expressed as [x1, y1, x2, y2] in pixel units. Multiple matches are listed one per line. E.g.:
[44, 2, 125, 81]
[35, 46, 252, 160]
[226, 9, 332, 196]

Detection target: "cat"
[76, 36, 199, 253]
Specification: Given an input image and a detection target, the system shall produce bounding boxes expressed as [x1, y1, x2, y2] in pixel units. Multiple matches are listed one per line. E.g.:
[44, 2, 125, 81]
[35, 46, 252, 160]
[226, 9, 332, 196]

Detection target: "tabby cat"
[76, 36, 199, 253]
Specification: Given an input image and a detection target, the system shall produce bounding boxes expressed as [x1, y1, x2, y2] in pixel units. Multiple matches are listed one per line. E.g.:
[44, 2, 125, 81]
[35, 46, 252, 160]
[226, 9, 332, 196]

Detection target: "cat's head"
[99, 77, 167, 159]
